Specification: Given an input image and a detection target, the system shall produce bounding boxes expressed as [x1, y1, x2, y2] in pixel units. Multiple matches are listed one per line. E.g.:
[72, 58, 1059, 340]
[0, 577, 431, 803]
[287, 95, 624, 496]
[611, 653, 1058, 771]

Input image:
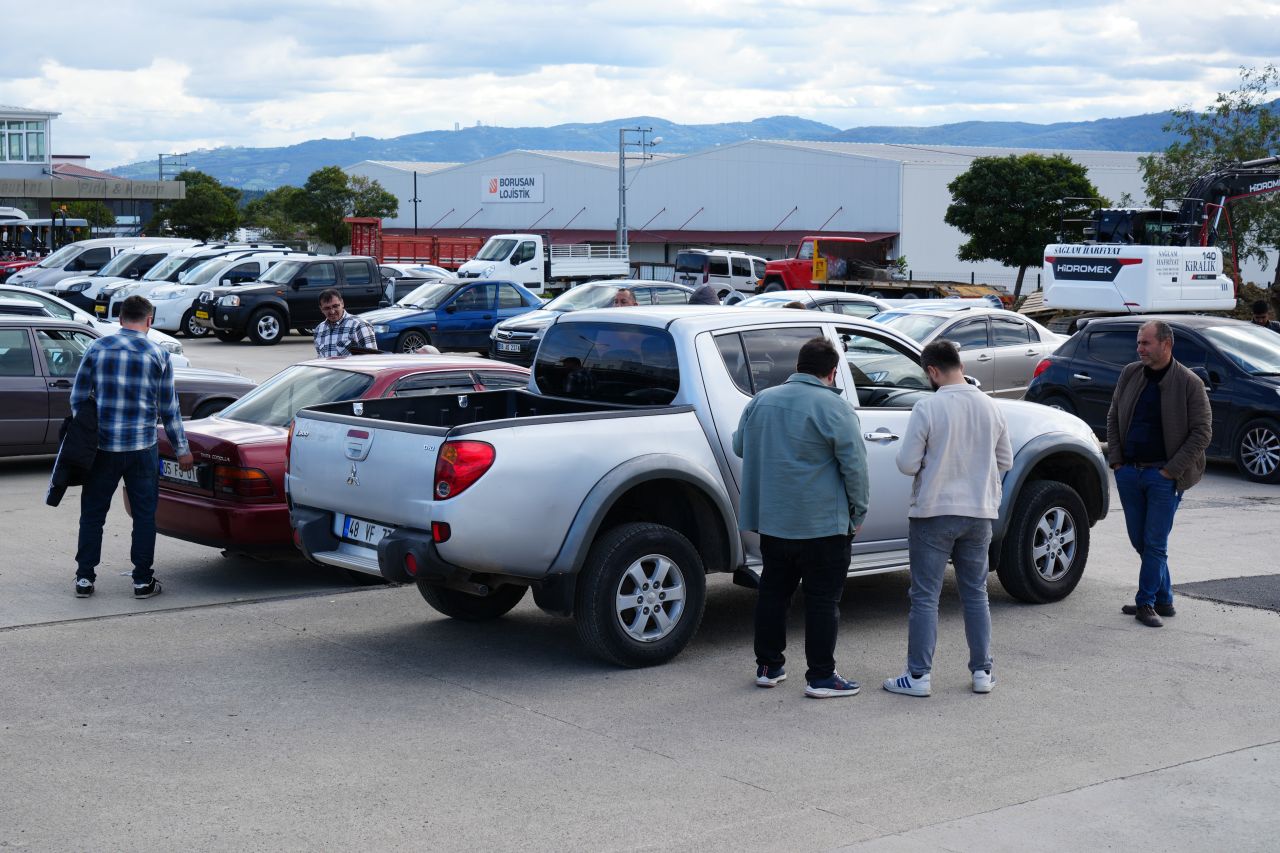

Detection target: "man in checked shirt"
[70, 295, 192, 600]
[314, 288, 377, 357]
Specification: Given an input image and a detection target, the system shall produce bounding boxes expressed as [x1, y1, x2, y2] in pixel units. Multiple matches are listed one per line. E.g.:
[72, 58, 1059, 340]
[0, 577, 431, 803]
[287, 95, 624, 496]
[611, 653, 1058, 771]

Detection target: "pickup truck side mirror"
[1190, 366, 1212, 389]
[291, 277, 307, 289]
[221, 278, 234, 287]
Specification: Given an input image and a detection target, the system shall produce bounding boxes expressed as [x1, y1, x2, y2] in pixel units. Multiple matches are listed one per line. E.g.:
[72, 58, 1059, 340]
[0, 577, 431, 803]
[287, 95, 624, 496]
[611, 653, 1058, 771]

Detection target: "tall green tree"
[149, 169, 241, 241]
[56, 200, 115, 228]
[349, 174, 399, 220]
[242, 185, 306, 241]
[945, 153, 1102, 297]
[288, 167, 400, 251]
[1140, 64, 1280, 284]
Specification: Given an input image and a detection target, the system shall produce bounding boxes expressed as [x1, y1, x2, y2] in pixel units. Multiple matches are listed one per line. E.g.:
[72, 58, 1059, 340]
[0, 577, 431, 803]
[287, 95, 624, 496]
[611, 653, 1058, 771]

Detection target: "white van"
[673, 248, 768, 298]
[7, 237, 196, 292]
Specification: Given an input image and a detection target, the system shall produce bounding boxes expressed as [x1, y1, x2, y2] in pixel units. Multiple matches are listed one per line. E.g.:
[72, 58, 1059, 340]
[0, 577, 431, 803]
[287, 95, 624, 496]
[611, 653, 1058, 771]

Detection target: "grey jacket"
[1106, 359, 1212, 491]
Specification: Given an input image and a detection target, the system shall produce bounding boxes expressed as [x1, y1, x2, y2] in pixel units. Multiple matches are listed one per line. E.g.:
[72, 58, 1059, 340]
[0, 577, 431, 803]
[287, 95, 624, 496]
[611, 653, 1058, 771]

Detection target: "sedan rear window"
[534, 322, 679, 405]
[218, 365, 374, 427]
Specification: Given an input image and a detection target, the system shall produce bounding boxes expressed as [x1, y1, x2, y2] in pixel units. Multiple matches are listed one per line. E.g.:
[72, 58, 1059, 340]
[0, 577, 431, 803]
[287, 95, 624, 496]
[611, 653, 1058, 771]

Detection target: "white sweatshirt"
[895, 383, 1014, 519]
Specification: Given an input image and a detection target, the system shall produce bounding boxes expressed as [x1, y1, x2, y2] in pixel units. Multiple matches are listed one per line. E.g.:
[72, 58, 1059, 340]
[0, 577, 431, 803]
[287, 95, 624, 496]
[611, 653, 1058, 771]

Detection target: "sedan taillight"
[214, 465, 274, 498]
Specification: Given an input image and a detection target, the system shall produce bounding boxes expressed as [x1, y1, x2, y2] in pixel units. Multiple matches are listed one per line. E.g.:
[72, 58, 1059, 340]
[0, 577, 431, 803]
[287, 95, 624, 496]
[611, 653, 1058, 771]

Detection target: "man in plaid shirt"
[69, 295, 191, 600]
[314, 288, 377, 357]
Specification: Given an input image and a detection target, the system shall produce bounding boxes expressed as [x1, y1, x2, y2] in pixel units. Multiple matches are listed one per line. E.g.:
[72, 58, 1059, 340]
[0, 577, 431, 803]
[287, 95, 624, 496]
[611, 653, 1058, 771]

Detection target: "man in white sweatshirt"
[884, 339, 1013, 697]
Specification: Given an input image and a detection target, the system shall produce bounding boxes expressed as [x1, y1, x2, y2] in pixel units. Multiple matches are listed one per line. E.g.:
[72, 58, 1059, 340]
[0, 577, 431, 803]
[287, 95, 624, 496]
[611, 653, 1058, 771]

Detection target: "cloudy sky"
[4, 0, 1275, 168]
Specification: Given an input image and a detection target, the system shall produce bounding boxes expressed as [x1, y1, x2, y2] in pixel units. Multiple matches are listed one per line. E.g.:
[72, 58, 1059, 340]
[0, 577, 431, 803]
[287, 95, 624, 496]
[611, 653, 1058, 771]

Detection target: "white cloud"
[1, 0, 1274, 167]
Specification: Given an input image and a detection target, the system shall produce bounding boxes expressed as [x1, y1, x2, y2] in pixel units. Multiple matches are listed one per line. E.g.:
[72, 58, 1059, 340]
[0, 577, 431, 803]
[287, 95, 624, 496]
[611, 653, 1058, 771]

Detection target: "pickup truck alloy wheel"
[996, 480, 1089, 603]
[248, 309, 284, 345]
[213, 329, 245, 343]
[576, 522, 706, 667]
[1236, 417, 1280, 483]
[181, 309, 210, 338]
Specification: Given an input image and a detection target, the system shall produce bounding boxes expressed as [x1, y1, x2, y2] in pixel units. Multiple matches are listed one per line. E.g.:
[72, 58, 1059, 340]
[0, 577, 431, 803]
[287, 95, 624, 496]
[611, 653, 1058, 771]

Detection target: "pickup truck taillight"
[434, 440, 495, 499]
[284, 420, 295, 475]
[1032, 359, 1052, 379]
[214, 465, 274, 498]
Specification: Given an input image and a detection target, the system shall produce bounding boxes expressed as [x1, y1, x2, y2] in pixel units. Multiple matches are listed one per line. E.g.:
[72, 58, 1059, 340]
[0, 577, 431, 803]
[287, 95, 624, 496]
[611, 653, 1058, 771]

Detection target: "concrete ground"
[1, 334, 1277, 851]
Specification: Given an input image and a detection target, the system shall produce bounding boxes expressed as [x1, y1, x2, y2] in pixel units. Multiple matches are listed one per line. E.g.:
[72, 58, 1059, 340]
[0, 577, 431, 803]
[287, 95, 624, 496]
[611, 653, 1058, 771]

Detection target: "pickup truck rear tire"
[248, 309, 285, 345]
[417, 580, 527, 620]
[996, 480, 1089, 603]
[213, 329, 245, 343]
[575, 522, 706, 667]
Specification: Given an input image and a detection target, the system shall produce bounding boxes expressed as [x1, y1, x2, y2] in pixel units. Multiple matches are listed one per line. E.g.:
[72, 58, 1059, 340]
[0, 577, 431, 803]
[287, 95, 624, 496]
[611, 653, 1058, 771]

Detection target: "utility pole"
[157, 153, 187, 181]
[616, 128, 661, 253]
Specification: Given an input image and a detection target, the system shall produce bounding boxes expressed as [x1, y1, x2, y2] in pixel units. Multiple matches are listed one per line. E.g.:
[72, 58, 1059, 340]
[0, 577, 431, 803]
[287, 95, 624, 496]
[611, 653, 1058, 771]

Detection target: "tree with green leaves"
[1140, 64, 1280, 286]
[242, 185, 306, 241]
[945, 153, 1102, 297]
[288, 166, 400, 251]
[149, 170, 241, 241]
[56, 200, 115, 229]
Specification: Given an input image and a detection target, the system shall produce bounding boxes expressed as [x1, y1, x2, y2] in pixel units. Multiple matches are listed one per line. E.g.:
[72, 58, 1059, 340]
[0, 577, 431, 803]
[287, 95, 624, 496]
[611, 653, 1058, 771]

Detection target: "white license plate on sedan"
[337, 514, 394, 547]
[496, 342, 521, 353]
[160, 459, 199, 484]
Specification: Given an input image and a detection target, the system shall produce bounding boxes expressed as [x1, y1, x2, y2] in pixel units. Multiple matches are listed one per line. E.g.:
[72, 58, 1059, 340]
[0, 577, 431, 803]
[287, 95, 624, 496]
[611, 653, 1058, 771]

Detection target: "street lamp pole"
[616, 127, 661, 254]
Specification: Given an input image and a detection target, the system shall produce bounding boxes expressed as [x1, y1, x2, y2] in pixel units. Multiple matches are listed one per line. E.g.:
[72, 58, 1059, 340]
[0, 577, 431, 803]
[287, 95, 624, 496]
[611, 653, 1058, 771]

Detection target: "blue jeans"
[75, 446, 160, 584]
[1114, 465, 1182, 607]
[906, 516, 994, 677]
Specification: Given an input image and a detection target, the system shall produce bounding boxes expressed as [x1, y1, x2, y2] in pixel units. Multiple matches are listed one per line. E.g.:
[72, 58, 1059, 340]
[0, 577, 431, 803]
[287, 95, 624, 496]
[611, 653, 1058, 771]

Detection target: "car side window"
[79, 247, 111, 270]
[390, 371, 478, 398]
[497, 284, 524, 308]
[990, 317, 1032, 346]
[36, 328, 95, 377]
[1172, 337, 1211, 370]
[948, 319, 990, 350]
[137, 252, 169, 275]
[1086, 330, 1138, 366]
[512, 241, 537, 265]
[714, 327, 822, 397]
[225, 262, 260, 284]
[304, 263, 337, 288]
[341, 261, 372, 286]
[477, 371, 528, 390]
[0, 328, 35, 376]
[651, 287, 689, 305]
[731, 257, 751, 277]
[836, 326, 932, 408]
[835, 301, 879, 318]
[453, 284, 495, 311]
[708, 257, 730, 277]
[752, 259, 767, 279]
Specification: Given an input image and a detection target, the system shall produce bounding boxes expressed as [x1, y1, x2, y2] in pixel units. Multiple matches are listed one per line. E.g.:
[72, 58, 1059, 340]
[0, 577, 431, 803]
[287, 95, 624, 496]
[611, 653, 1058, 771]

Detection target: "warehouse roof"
[356, 160, 461, 173]
[758, 140, 1148, 168]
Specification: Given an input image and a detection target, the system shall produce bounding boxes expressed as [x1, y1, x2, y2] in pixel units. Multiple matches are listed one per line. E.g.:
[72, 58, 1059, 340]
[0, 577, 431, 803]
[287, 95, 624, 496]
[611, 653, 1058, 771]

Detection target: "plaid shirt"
[70, 328, 188, 456]
[314, 312, 377, 358]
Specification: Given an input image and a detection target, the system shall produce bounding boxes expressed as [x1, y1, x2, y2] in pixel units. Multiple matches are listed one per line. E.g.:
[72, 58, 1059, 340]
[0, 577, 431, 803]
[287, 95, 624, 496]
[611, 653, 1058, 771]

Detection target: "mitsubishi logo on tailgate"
[346, 463, 360, 486]
[344, 428, 373, 461]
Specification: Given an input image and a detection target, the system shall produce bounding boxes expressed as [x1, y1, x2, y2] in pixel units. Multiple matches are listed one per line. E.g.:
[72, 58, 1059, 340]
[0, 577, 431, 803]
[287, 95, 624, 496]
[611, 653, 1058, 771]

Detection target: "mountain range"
[108, 111, 1186, 191]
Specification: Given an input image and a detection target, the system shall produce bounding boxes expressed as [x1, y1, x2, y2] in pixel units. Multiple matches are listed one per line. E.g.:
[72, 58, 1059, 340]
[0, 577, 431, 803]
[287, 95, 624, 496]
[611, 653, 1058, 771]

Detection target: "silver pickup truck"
[286, 307, 1108, 666]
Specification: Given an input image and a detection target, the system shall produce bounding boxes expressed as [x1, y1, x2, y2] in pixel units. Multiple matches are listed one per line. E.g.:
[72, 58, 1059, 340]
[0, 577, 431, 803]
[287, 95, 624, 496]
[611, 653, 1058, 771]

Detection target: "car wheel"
[1039, 394, 1077, 416]
[213, 329, 245, 343]
[901, 292, 919, 300]
[247, 309, 285, 345]
[865, 290, 885, 299]
[1235, 417, 1280, 484]
[996, 480, 1089, 603]
[396, 330, 430, 353]
[417, 581, 526, 620]
[575, 522, 706, 667]
[181, 309, 210, 338]
[191, 399, 229, 420]
[763, 281, 784, 293]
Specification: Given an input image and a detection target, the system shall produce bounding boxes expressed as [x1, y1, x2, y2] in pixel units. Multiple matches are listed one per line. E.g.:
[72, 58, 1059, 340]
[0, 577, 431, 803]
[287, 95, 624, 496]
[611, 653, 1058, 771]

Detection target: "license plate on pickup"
[338, 514, 394, 548]
[496, 341, 521, 353]
[194, 309, 209, 320]
[94, 304, 107, 316]
[160, 459, 199, 485]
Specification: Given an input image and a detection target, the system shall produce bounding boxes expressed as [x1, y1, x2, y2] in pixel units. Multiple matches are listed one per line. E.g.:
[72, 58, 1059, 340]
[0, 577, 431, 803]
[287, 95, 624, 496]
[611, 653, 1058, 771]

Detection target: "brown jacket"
[1106, 359, 1212, 491]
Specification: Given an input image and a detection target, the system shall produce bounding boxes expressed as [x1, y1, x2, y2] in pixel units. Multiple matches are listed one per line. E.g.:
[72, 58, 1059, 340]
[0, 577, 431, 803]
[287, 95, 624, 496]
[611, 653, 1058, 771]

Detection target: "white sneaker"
[882, 672, 931, 697]
[972, 670, 995, 694]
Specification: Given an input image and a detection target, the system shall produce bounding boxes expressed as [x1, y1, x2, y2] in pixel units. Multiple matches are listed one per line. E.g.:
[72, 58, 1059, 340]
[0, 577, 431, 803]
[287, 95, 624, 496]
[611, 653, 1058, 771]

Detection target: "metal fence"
[908, 270, 1044, 293]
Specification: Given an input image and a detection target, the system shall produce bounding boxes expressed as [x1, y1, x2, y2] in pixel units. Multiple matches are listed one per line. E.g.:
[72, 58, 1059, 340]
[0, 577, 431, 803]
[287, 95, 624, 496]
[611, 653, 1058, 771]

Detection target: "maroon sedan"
[143, 354, 529, 554]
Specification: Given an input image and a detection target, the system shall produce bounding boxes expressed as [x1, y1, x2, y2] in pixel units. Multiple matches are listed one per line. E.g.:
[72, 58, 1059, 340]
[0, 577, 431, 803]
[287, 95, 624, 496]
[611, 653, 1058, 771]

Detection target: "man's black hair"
[920, 339, 963, 373]
[318, 288, 342, 305]
[120, 295, 154, 324]
[796, 337, 840, 377]
[1253, 299, 1270, 315]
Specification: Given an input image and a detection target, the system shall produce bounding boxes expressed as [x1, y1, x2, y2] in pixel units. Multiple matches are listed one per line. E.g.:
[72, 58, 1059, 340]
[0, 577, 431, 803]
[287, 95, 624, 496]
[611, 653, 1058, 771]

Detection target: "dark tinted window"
[478, 371, 528, 389]
[225, 262, 261, 283]
[342, 260, 372, 286]
[79, 247, 111, 270]
[731, 257, 751, 277]
[512, 241, 537, 264]
[1086, 330, 1138, 366]
[392, 371, 476, 398]
[304, 263, 337, 287]
[708, 257, 729, 277]
[715, 327, 822, 396]
[0, 328, 35, 376]
[1172, 336, 1210, 369]
[947, 319, 990, 350]
[674, 252, 707, 274]
[991, 317, 1032, 346]
[136, 252, 169, 274]
[534, 322, 679, 405]
[497, 283, 525, 308]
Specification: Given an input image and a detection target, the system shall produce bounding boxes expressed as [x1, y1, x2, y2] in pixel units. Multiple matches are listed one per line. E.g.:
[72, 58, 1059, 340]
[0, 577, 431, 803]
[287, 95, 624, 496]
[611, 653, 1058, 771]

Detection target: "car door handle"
[975, 354, 993, 362]
[863, 431, 900, 442]
[48, 379, 72, 389]
[1025, 349, 1039, 356]
[1072, 373, 1091, 382]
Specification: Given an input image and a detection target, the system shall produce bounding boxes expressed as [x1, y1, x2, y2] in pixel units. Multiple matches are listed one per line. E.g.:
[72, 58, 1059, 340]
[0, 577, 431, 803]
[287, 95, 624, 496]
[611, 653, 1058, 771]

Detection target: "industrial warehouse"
[345, 140, 1150, 290]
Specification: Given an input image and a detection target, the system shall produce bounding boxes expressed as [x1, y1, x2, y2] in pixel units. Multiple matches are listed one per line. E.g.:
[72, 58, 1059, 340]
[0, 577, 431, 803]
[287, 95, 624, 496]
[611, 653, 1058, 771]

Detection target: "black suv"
[195, 256, 385, 345]
[1025, 314, 1280, 483]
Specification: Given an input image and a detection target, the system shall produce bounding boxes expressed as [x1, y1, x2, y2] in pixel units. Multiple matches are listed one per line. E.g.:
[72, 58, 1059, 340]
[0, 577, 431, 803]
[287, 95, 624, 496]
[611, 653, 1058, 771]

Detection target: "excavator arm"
[1175, 155, 1280, 246]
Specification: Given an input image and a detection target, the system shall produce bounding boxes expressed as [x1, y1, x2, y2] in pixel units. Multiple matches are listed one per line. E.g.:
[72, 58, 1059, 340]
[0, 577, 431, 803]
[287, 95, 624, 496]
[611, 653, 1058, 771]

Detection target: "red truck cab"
[761, 236, 872, 292]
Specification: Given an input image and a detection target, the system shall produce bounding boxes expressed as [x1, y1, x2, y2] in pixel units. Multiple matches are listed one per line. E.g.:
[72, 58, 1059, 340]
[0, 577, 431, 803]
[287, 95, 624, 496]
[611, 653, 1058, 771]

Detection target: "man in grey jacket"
[733, 337, 870, 698]
[885, 339, 1012, 697]
[1106, 320, 1212, 628]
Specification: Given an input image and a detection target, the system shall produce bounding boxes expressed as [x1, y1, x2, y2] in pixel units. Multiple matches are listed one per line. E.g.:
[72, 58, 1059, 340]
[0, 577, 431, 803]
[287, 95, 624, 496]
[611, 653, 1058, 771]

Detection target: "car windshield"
[674, 252, 706, 273]
[475, 238, 518, 262]
[738, 294, 809, 308]
[1201, 324, 1280, 375]
[36, 244, 81, 269]
[873, 311, 949, 342]
[398, 281, 461, 308]
[181, 257, 236, 286]
[94, 251, 142, 278]
[142, 253, 194, 282]
[542, 284, 626, 312]
[217, 364, 374, 428]
[260, 260, 306, 284]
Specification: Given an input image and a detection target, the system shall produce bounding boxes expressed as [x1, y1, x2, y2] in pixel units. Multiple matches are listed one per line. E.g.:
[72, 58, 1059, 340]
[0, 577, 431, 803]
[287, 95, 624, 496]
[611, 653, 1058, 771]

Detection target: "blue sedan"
[359, 278, 542, 353]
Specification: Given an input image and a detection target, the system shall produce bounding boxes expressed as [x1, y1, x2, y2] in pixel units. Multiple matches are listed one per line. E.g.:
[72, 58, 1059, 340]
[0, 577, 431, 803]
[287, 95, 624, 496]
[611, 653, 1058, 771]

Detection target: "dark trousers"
[754, 533, 850, 682]
[75, 446, 160, 584]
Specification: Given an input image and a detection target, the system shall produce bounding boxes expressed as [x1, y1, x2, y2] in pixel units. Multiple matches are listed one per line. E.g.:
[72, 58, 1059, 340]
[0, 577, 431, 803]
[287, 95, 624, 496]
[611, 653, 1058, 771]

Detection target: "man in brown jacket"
[1106, 320, 1212, 627]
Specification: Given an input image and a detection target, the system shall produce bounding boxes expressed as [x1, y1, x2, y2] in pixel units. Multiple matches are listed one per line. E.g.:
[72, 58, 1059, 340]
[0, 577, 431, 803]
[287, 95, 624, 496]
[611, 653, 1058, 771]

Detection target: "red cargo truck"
[346, 218, 483, 269]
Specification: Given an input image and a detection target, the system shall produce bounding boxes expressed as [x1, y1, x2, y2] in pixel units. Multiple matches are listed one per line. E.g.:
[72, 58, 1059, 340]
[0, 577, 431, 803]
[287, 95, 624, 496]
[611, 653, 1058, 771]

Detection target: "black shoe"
[75, 578, 94, 598]
[1133, 604, 1163, 628]
[133, 578, 162, 599]
[1123, 603, 1176, 618]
